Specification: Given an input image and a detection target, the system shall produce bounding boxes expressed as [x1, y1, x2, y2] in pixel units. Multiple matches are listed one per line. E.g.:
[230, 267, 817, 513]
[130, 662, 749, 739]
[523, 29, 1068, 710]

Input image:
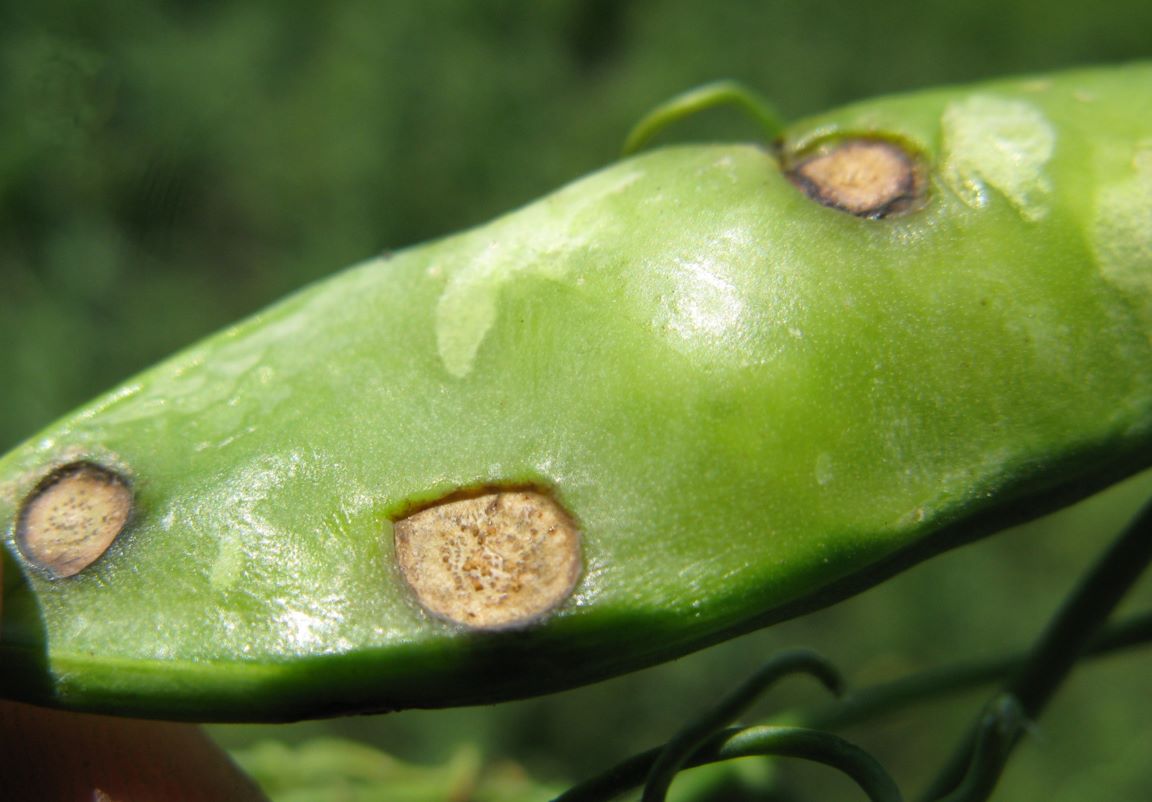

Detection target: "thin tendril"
[622, 81, 784, 155]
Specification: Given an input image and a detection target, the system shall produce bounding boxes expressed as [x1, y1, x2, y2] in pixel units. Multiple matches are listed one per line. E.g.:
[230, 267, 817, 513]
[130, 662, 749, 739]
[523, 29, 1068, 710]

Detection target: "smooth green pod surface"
[2, 65, 1151, 721]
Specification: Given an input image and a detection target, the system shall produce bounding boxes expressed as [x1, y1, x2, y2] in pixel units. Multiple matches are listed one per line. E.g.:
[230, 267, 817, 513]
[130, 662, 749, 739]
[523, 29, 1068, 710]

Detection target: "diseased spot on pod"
[16, 462, 133, 578]
[786, 138, 925, 218]
[394, 489, 582, 630]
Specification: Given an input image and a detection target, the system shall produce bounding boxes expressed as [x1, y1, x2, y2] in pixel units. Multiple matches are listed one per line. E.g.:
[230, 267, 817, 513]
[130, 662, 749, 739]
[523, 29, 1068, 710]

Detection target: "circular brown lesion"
[785, 137, 926, 218]
[393, 489, 582, 630]
[15, 462, 134, 579]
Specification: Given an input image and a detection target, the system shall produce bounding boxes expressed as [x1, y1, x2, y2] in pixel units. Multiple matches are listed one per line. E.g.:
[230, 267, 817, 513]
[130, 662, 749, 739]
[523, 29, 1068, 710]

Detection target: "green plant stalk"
[1, 65, 1151, 720]
[789, 608, 1152, 733]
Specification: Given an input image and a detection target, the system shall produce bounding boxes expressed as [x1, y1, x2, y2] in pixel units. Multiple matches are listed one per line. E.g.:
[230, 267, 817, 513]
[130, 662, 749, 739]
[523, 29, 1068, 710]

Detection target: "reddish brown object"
[0, 701, 268, 802]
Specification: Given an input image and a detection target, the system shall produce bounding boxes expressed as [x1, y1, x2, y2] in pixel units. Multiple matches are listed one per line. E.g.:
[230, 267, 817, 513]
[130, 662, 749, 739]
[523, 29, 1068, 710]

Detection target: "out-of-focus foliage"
[232, 740, 561, 802]
[3, 1, 1152, 800]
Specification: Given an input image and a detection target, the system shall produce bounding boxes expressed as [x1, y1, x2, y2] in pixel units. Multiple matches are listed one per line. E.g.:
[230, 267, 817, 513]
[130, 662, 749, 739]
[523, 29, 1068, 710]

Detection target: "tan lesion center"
[786, 138, 925, 218]
[16, 462, 134, 578]
[393, 489, 582, 630]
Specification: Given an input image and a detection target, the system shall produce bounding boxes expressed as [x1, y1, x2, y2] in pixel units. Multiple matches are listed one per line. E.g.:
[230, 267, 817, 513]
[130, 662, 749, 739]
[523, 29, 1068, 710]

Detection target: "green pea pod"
[2, 64, 1150, 721]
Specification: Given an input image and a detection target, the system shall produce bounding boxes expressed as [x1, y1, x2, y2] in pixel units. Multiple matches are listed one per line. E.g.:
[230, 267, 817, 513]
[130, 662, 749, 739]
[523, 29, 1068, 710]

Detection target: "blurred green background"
[3, 1, 1152, 799]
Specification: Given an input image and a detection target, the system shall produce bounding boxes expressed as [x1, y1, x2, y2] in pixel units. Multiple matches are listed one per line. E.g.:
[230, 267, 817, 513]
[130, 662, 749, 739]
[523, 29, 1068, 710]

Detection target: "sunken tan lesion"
[393, 489, 582, 630]
[786, 138, 926, 218]
[16, 462, 134, 578]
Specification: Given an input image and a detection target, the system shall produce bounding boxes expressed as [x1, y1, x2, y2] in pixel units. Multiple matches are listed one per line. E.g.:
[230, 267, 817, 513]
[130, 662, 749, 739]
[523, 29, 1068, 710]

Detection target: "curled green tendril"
[554, 724, 902, 802]
[622, 80, 783, 155]
[556, 649, 894, 802]
[643, 648, 842, 802]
